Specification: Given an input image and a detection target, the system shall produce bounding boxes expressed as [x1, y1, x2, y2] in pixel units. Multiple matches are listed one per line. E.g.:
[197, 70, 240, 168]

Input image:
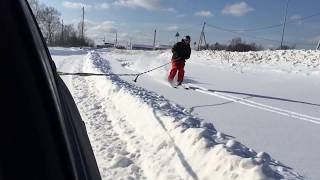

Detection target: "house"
[131, 44, 172, 50]
[132, 44, 154, 50]
[156, 45, 172, 50]
[96, 42, 115, 48]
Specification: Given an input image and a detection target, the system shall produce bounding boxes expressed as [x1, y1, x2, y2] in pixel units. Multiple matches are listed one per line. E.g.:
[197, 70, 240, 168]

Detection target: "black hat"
[184, 35, 191, 41]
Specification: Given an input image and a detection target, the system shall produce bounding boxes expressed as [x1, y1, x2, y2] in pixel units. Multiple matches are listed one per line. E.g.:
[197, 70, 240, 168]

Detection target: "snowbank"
[49, 47, 88, 56]
[193, 49, 320, 75]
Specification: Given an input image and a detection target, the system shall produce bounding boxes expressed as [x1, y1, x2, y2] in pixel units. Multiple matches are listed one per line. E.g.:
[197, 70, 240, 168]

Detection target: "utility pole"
[280, 0, 289, 49]
[81, 6, 84, 40]
[316, 40, 320, 50]
[203, 30, 207, 49]
[153, 29, 157, 50]
[61, 19, 64, 43]
[198, 22, 207, 51]
[115, 31, 118, 47]
[129, 39, 132, 50]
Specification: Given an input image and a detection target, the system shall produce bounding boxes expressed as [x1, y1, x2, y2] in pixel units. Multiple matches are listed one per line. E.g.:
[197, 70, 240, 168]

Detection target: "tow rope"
[58, 62, 170, 83]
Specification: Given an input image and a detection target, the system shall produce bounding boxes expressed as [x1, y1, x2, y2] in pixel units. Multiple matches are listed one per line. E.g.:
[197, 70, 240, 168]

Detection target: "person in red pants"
[168, 35, 191, 86]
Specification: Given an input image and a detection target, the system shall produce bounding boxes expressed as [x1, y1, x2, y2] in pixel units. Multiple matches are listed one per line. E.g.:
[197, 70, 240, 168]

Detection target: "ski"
[174, 84, 189, 90]
[168, 81, 176, 88]
[168, 80, 189, 89]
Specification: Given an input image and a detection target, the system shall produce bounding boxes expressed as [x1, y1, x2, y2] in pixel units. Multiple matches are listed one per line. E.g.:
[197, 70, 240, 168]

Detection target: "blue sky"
[38, 0, 320, 49]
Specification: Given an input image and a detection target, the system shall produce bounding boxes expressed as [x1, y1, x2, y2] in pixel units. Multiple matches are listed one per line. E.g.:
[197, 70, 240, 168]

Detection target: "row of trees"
[28, 0, 94, 47]
[198, 38, 263, 52]
[198, 38, 296, 52]
[211, 38, 264, 52]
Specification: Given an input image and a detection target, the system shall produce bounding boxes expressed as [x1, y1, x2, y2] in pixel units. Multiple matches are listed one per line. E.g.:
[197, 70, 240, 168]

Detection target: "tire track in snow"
[70, 54, 147, 180]
[188, 84, 320, 125]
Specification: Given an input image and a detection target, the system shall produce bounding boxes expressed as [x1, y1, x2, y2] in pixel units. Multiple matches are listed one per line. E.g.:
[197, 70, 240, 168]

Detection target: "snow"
[193, 50, 320, 76]
[51, 47, 320, 180]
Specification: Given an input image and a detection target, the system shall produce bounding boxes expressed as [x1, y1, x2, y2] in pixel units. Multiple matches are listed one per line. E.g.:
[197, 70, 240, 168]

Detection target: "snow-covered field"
[51, 47, 320, 180]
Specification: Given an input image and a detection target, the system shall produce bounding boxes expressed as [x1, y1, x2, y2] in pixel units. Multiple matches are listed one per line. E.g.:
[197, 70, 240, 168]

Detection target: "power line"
[212, 11, 320, 32]
[251, 12, 320, 31]
[206, 23, 314, 47]
[157, 28, 190, 33]
[206, 24, 281, 42]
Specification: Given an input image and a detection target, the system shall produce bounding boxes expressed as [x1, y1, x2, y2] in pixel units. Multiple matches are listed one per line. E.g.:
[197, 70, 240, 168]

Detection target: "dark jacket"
[171, 41, 191, 61]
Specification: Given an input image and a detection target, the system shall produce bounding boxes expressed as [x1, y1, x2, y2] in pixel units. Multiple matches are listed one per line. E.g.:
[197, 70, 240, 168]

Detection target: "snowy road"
[96, 48, 320, 180]
[51, 47, 320, 180]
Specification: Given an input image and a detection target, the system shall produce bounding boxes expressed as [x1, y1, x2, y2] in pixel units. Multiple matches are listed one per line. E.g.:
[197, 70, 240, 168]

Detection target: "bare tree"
[39, 7, 61, 45]
[77, 22, 87, 39]
[28, 0, 43, 20]
[28, 0, 94, 47]
[62, 24, 78, 46]
[230, 37, 242, 47]
[64, 25, 77, 39]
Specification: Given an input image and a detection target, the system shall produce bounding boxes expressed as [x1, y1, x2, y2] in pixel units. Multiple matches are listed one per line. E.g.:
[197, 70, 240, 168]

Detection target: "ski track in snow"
[187, 84, 320, 125]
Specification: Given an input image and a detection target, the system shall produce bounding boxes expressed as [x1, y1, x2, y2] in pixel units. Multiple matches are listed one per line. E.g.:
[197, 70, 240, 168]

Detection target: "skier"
[168, 35, 191, 86]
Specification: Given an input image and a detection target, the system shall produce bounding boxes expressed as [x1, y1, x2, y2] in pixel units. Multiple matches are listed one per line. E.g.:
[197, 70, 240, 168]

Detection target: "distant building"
[156, 45, 172, 50]
[132, 44, 154, 50]
[104, 42, 115, 47]
[131, 44, 172, 50]
[96, 42, 115, 48]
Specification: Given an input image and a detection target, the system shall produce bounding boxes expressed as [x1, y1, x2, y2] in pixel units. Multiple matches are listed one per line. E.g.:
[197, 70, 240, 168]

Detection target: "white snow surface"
[51, 47, 320, 180]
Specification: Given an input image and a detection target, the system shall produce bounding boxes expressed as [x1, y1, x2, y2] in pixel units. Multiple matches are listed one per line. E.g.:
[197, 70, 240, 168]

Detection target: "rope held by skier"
[133, 62, 170, 82]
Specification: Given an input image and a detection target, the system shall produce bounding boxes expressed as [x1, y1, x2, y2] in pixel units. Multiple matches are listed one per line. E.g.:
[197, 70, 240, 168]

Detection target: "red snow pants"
[168, 60, 185, 83]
